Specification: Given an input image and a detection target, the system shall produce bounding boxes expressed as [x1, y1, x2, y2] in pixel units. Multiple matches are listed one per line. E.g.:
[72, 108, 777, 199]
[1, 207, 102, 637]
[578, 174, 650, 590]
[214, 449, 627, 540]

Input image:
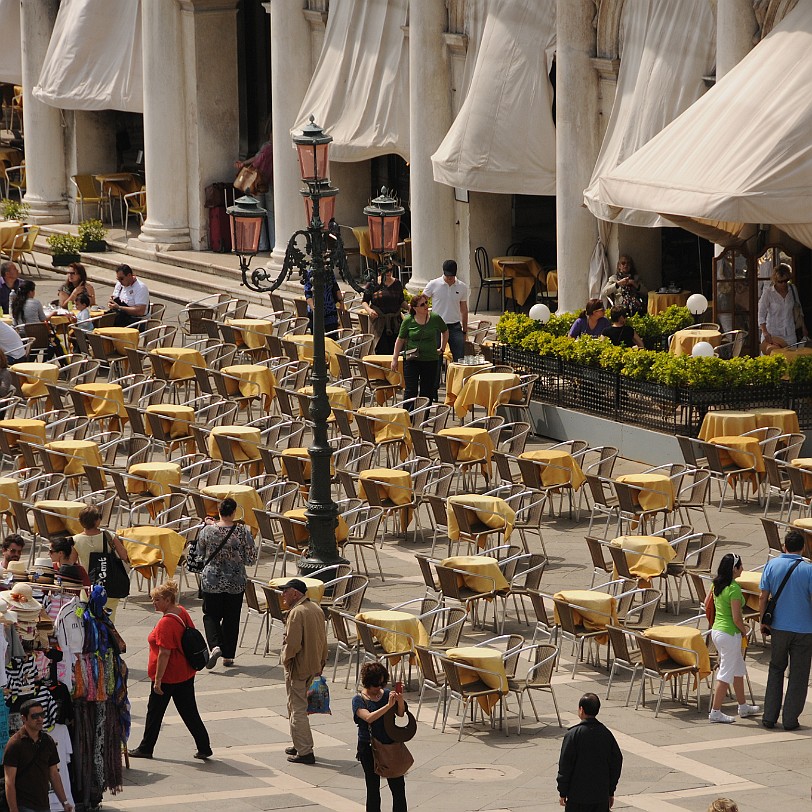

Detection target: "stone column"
[267, 0, 314, 270]
[717, 0, 757, 78]
[19, 0, 69, 223]
[138, 0, 191, 249]
[556, 0, 601, 312]
[408, 1, 457, 291]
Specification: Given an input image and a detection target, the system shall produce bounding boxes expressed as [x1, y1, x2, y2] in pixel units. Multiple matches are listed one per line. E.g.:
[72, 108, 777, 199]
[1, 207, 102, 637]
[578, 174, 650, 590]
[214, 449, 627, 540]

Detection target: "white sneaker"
[739, 703, 761, 718]
[206, 646, 222, 670]
[709, 709, 736, 723]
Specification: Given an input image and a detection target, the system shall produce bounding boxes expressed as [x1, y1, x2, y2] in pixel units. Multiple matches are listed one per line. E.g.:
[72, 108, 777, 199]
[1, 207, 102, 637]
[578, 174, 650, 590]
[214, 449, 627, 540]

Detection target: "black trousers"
[565, 801, 611, 812]
[202, 590, 244, 660]
[136, 677, 211, 755]
[357, 742, 407, 812]
[403, 358, 439, 410]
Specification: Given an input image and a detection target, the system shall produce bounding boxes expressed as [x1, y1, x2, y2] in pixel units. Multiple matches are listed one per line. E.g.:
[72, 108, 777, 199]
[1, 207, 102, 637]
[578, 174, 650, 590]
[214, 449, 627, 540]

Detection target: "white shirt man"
[0, 321, 26, 363]
[109, 264, 150, 327]
[423, 259, 468, 361]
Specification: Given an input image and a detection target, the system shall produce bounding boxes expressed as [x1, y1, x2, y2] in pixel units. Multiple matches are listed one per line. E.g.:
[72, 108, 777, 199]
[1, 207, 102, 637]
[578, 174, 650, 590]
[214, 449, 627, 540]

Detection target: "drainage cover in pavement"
[433, 764, 521, 781]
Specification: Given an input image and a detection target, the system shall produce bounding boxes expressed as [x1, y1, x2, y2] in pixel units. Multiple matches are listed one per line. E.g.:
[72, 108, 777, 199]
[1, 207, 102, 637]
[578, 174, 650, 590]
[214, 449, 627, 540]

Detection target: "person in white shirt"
[758, 264, 807, 352]
[0, 321, 26, 364]
[108, 264, 150, 327]
[423, 259, 468, 363]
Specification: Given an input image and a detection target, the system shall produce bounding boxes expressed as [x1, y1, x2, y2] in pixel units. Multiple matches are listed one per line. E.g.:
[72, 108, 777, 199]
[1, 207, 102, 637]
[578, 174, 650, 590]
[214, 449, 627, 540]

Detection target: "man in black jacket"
[557, 693, 623, 811]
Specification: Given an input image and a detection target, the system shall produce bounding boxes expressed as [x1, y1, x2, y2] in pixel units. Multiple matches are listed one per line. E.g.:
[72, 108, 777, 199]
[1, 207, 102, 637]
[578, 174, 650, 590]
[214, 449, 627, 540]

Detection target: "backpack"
[167, 612, 209, 671]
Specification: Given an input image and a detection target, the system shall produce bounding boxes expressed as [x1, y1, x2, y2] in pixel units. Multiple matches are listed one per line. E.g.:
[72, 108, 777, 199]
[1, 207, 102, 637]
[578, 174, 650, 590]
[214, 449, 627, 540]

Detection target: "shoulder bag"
[88, 531, 130, 599]
[187, 523, 238, 574]
[761, 558, 803, 633]
[365, 697, 414, 778]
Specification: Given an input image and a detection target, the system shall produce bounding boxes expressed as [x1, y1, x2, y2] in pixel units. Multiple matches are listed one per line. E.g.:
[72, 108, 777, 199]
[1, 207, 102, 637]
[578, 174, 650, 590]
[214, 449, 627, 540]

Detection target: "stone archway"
[595, 0, 627, 59]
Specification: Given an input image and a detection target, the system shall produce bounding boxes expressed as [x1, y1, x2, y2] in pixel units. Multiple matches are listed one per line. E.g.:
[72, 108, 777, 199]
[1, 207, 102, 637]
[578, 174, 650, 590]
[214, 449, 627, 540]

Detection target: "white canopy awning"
[293, 0, 409, 163]
[595, 1, 812, 250]
[32, 0, 143, 113]
[431, 0, 556, 195]
[0, 0, 22, 86]
[583, 0, 716, 226]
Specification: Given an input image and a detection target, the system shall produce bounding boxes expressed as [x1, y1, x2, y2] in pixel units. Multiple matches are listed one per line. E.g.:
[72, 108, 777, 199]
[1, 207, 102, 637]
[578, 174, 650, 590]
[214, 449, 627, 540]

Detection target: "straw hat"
[5, 582, 42, 614]
[30, 557, 55, 582]
[6, 561, 29, 582]
[0, 598, 18, 624]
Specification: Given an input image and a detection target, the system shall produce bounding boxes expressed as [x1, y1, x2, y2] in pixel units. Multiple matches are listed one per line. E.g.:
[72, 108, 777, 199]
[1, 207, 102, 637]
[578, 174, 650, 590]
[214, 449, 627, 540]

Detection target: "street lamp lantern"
[226, 192, 266, 278]
[303, 180, 338, 229]
[294, 115, 332, 182]
[364, 187, 405, 255]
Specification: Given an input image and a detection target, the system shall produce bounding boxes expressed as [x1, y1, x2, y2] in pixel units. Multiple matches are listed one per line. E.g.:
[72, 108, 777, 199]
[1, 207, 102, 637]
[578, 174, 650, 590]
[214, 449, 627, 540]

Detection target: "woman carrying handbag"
[352, 662, 411, 812]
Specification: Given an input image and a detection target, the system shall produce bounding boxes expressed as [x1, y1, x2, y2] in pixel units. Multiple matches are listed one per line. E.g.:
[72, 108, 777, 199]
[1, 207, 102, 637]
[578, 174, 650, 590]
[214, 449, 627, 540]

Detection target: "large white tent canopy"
[32, 0, 143, 113]
[293, 0, 409, 163]
[583, 0, 716, 227]
[431, 0, 556, 195]
[596, 0, 812, 249]
[0, 0, 22, 86]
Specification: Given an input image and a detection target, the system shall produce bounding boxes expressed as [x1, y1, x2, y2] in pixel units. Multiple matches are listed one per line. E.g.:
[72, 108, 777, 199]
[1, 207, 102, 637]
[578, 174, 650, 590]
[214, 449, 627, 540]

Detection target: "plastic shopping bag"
[306, 675, 332, 715]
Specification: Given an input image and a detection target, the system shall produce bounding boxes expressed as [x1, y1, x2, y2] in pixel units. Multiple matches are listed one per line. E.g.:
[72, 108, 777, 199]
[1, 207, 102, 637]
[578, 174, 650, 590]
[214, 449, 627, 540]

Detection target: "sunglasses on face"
[414, 300, 428, 307]
[29, 711, 46, 720]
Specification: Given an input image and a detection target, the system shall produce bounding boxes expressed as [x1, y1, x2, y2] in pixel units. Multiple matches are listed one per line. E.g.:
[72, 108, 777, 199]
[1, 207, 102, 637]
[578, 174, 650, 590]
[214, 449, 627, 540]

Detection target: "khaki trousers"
[286, 670, 315, 756]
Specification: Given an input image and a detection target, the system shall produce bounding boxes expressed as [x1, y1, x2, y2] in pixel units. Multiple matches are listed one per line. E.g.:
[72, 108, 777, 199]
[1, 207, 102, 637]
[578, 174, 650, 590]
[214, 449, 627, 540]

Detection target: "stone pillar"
[408, 1, 457, 291]
[19, 0, 69, 223]
[179, 0, 240, 251]
[138, 0, 191, 249]
[267, 1, 314, 270]
[717, 0, 757, 78]
[556, 0, 601, 312]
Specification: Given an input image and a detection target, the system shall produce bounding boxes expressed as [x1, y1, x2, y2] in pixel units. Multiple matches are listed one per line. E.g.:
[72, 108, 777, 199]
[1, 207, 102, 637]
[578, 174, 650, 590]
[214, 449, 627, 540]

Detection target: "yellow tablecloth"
[356, 406, 413, 458]
[11, 362, 59, 400]
[648, 291, 690, 315]
[454, 372, 520, 419]
[709, 435, 765, 474]
[519, 449, 586, 490]
[491, 256, 541, 306]
[287, 334, 344, 378]
[751, 408, 800, 435]
[446, 645, 508, 713]
[150, 347, 204, 381]
[643, 625, 711, 680]
[768, 347, 812, 360]
[362, 354, 403, 387]
[669, 328, 722, 357]
[0, 418, 45, 446]
[44, 440, 102, 477]
[281, 447, 338, 481]
[226, 318, 274, 350]
[610, 535, 676, 580]
[546, 271, 558, 295]
[94, 326, 140, 354]
[75, 382, 127, 422]
[127, 462, 181, 503]
[698, 411, 758, 442]
[208, 425, 262, 462]
[554, 589, 618, 644]
[283, 507, 349, 544]
[119, 525, 186, 578]
[356, 610, 429, 663]
[444, 362, 492, 406]
[145, 404, 195, 440]
[268, 576, 325, 605]
[789, 518, 812, 558]
[297, 385, 353, 419]
[446, 495, 515, 545]
[616, 473, 675, 511]
[791, 458, 812, 490]
[34, 499, 84, 535]
[437, 426, 494, 474]
[736, 570, 762, 611]
[201, 484, 263, 535]
[221, 364, 276, 410]
[359, 468, 413, 529]
[0, 477, 21, 514]
[0, 221, 22, 252]
[441, 555, 510, 593]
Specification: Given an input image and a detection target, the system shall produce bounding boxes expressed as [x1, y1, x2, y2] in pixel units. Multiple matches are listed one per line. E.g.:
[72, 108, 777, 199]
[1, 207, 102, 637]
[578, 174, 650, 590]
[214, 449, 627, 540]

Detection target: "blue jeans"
[445, 322, 465, 361]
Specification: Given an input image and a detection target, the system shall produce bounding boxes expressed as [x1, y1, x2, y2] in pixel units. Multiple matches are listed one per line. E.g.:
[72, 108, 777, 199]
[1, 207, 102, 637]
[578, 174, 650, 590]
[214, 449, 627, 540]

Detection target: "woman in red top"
[127, 580, 212, 760]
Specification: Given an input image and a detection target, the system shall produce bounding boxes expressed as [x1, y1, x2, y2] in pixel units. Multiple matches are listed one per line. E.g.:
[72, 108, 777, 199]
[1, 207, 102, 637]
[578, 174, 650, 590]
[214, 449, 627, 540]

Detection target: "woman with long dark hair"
[11, 279, 47, 328]
[58, 262, 96, 308]
[567, 298, 610, 338]
[709, 553, 760, 723]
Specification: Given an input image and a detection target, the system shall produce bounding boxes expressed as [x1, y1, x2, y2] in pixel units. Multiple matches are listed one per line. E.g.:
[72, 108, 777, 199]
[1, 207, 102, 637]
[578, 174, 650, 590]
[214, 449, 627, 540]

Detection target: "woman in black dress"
[362, 262, 405, 355]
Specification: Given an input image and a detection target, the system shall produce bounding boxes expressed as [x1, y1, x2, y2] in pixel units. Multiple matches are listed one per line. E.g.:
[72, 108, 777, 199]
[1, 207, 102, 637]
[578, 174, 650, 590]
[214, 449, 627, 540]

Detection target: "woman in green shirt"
[709, 553, 760, 723]
[391, 295, 448, 409]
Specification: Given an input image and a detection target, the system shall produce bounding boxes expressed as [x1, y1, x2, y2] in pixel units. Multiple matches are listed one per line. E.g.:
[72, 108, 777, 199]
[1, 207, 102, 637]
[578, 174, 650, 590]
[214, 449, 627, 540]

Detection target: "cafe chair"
[8, 226, 41, 278]
[422, 606, 466, 651]
[505, 643, 561, 732]
[239, 579, 271, 655]
[413, 645, 448, 729]
[585, 477, 622, 533]
[674, 468, 712, 531]
[615, 588, 661, 630]
[474, 246, 513, 314]
[255, 585, 290, 658]
[437, 655, 509, 739]
[341, 505, 385, 580]
[551, 596, 610, 678]
[328, 610, 364, 689]
[605, 625, 643, 706]
[634, 634, 701, 717]
[123, 190, 147, 238]
[415, 553, 442, 597]
[69, 175, 103, 223]
[435, 564, 498, 629]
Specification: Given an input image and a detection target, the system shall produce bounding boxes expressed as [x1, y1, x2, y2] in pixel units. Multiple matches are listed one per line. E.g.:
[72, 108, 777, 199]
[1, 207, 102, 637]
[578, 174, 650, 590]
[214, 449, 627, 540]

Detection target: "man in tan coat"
[280, 579, 328, 764]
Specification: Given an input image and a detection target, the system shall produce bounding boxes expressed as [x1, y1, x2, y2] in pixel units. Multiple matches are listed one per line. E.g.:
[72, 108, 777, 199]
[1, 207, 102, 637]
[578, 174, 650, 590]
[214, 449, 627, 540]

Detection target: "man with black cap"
[280, 579, 328, 765]
[423, 259, 469, 363]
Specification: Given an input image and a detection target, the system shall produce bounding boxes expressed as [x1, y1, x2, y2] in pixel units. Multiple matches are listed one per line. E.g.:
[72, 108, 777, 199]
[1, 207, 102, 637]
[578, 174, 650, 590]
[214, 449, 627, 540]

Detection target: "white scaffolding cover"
[595, 1, 812, 249]
[431, 0, 556, 195]
[583, 0, 716, 226]
[32, 0, 143, 113]
[293, 0, 409, 162]
[0, 0, 22, 86]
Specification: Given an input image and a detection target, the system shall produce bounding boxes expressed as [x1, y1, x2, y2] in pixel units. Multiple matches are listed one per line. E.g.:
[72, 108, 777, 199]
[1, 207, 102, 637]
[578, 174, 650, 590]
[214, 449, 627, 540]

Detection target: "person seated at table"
[108, 263, 150, 328]
[0, 261, 21, 315]
[362, 261, 405, 355]
[0, 320, 25, 365]
[758, 264, 807, 353]
[0, 350, 11, 402]
[72, 292, 95, 334]
[58, 262, 96, 308]
[11, 280, 49, 329]
[568, 299, 610, 339]
[48, 537, 91, 588]
[601, 306, 644, 348]
[601, 255, 647, 316]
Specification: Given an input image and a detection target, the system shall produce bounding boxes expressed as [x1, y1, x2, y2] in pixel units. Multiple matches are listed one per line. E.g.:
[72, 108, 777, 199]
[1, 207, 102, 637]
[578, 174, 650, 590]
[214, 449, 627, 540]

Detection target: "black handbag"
[88, 531, 130, 598]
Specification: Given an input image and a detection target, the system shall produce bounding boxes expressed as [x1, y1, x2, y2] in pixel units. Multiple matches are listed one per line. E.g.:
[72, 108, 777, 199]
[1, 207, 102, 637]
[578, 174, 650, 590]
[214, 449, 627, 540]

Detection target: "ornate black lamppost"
[364, 187, 405, 275]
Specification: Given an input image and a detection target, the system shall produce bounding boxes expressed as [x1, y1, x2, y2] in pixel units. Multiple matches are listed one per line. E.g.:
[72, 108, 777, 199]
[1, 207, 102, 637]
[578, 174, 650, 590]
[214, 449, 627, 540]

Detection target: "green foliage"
[788, 355, 812, 384]
[496, 312, 542, 345]
[0, 198, 30, 221]
[543, 312, 577, 336]
[46, 233, 83, 255]
[77, 218, 107, 246]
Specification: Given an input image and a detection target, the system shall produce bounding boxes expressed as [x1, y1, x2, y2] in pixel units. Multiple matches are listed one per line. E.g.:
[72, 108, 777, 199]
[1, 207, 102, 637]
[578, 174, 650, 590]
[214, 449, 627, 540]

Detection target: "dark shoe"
[762, 720, 776, 729]
[128, 748, 153, 759]
[783, 722, 800, 731]
[223, 659, 235, 667]
[206, 647, 222, 670]
[194, 750, 213, 760]
[287, 753, 315, 764]
[284, 747, 297, 756]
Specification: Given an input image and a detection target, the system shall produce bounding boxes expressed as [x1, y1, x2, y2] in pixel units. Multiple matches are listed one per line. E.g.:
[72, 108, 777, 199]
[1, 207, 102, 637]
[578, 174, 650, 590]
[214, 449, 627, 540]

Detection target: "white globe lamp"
[691, 341, 714, 357]
[529, 303, 551, 323]
[686, 293, 708, 316]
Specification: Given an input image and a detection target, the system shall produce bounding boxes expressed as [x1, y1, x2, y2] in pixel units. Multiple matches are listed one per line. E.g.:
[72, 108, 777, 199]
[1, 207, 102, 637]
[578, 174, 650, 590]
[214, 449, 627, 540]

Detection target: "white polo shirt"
[423, 276, 468, 325]
[113, 277, 150, 312]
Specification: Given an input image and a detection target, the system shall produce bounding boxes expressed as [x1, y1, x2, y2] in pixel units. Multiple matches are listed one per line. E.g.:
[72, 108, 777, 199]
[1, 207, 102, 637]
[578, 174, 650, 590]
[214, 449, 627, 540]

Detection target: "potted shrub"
[77, 218, 107, 252]
[0, 198, 30, 222]
[47, 233, 83, 266]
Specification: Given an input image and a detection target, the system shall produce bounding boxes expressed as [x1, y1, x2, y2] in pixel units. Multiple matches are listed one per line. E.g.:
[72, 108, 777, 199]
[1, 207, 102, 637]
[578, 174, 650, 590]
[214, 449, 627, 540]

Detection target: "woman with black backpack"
[128, 580, 212, 761]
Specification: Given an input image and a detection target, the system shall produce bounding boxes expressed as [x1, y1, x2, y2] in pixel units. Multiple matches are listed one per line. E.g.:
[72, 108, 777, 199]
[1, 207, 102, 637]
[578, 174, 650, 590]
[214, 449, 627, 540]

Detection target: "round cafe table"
[647, 290, 690, 315]
[554, 589, 619, 642]
[643, 625, 711, 680]
[355, 610, 430, 663]
[446, 495, 515, 545]
[44, 440, 102, 477]
[445, 361, 492, 406]
[283, 508, 349, 544]
[201, 484, 263, 535]
[94, 326, 140, 354]
[207, 425, 262, 472]
[519, 448, 586, 489]
[74, 382, 127, 423]
[127, 461, 181, 502]
[10, 362, 59, 400]
[446, 645, 508, 713]
[297, 385, 352, 418]
[0, 477, 21, 514]
[356, 406, 412, 458]
[610, 535, 676, 581]
[0, 418, 46, 446]
[34, 499, 85, 535]
[359, 468, 413, 530]
[267, 576, 325, 605]
[281, 447, 338, 481]
[286, 334, 345, 378]
[669, 328, 721, 357]
[149, 347, 204, 381]
[438, 426, 493, 474]
[616, 473, 675, 511]
[441, 554, 510, 592]
[751, 408, 800, 435]
[221, 363, 276, 410]
[145, 403, 195, 441]
[362, 354, 403, 387]
[454, 372, 520, 419]
[119, 525, 186, 578]
[698, 410, 758, 442]
[226, 318, 274, 350]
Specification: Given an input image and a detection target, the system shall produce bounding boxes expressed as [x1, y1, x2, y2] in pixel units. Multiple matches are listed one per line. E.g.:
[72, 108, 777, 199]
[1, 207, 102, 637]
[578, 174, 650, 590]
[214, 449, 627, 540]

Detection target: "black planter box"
[82, 240, 107, 252]
[52, 252, 81, 267]
[493, 344, 560, 405]
[618, 377, 683, 433]
[783, 382, 812, 430]
[559, 361, 618, 416]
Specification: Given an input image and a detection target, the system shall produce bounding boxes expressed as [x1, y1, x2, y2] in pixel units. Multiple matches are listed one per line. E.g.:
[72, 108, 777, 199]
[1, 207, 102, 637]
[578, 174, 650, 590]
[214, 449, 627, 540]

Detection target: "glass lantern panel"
[297, 142, 330, 182]
[304, 194, 336, 230]
[231, 216, 263, 255]
[368, 215, 401, 253]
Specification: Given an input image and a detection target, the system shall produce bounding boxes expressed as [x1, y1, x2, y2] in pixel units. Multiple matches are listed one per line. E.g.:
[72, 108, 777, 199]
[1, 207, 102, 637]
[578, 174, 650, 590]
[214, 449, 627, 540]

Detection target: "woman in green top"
[391, 294, 448, 409]
[709, 553, 760, 723]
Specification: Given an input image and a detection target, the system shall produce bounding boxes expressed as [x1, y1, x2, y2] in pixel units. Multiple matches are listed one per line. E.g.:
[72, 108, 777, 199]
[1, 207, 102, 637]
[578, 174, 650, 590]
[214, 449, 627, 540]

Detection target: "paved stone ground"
[24, 263, 812, 812]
